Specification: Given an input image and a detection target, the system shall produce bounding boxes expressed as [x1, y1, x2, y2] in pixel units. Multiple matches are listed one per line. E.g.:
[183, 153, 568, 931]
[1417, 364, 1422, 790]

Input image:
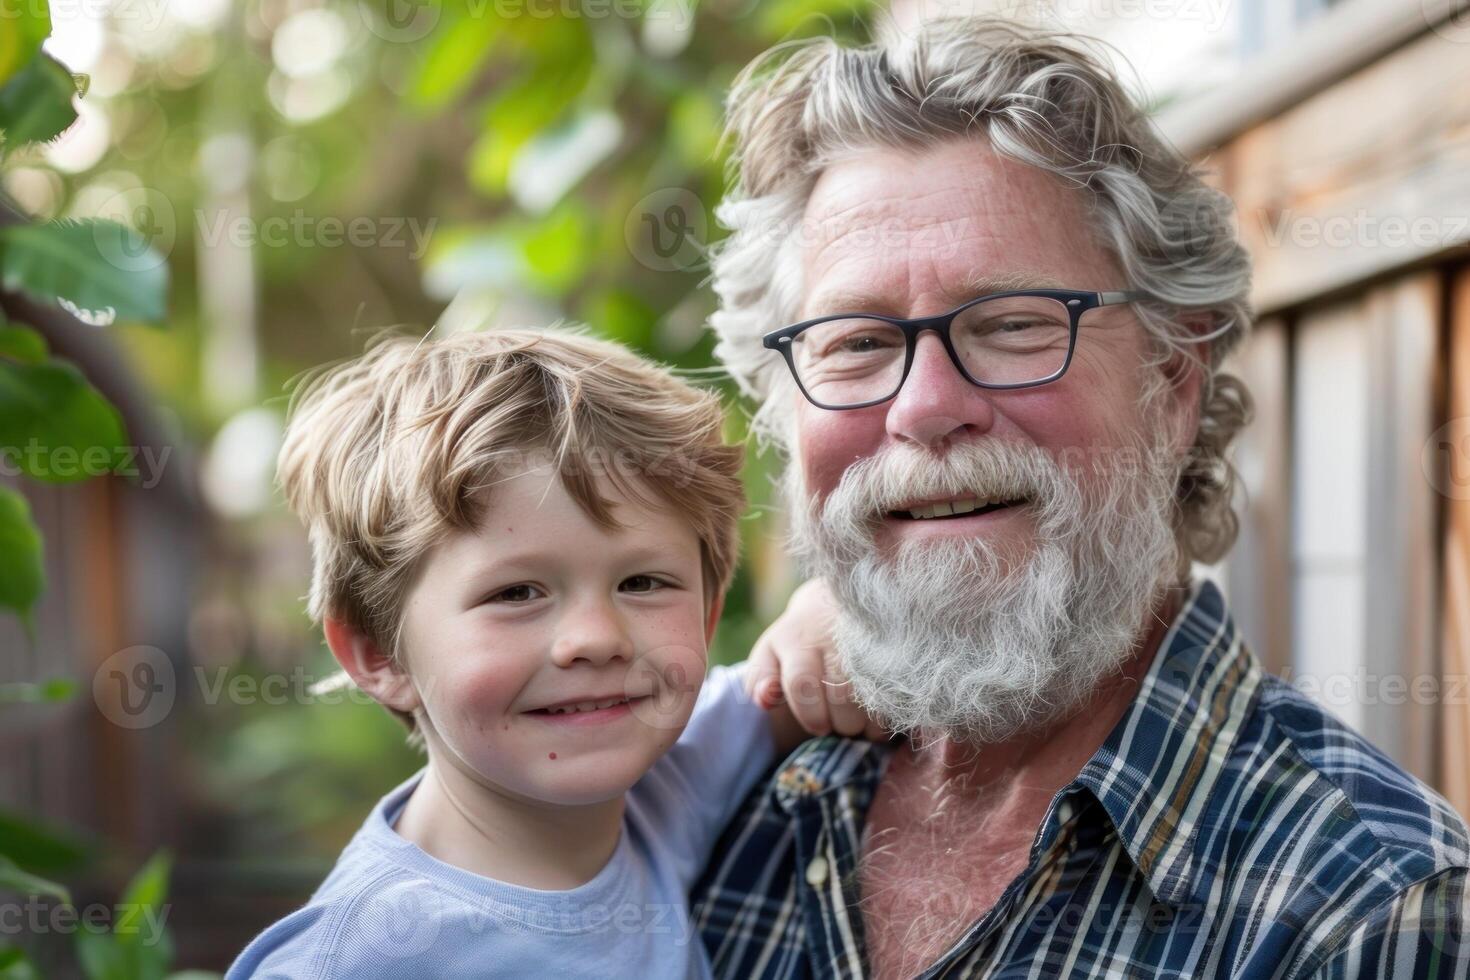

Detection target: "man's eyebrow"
[958, 272, 1067, 298]
[802, 272, 1067, 319]
[800, 291, 896, 317]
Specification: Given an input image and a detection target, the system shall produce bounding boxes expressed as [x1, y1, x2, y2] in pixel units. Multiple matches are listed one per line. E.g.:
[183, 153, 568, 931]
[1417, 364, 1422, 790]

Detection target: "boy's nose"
[550, 600, 635, 668]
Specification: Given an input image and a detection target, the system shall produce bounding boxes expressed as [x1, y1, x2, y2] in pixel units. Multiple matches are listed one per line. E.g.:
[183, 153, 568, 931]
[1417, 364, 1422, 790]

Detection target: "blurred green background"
[4, 0, 1444, 976]
[0, 0, 878, 974]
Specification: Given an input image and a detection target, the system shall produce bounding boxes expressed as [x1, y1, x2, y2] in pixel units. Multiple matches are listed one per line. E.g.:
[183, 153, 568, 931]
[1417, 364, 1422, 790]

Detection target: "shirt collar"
[1074, 577, 1263, 908]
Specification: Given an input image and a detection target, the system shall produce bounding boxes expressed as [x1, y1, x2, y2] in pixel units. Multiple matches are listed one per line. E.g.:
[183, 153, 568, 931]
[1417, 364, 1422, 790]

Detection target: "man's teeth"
[902, 497, 1015, 520]
[544, 697, 630, 715]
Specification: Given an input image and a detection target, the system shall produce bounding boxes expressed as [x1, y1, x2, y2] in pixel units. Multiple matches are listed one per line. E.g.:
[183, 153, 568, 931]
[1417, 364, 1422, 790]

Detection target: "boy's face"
[395, 464, 715, 807]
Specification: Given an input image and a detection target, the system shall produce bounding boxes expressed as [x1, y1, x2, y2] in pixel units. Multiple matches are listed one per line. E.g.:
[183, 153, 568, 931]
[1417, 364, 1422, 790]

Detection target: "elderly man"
[692, 17, 1470, 979]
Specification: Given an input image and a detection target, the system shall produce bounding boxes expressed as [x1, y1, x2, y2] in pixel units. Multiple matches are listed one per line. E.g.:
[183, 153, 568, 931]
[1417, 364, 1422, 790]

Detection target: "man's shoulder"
[1246, 672, 1470, 879]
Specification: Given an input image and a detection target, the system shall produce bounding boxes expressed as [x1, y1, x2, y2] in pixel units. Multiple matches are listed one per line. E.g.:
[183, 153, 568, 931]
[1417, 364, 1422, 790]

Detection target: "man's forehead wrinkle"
[805, 195, 972, 253]
[800, 147, 1113, 318]
[803, 206, 1006, 301]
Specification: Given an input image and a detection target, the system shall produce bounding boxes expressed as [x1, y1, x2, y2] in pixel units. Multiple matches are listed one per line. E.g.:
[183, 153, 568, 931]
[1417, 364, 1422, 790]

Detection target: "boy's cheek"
[421, 659, 534, 732]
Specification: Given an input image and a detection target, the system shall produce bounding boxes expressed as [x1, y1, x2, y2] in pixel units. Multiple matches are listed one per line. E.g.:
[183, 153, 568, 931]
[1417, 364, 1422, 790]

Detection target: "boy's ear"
[703, 593, 726, 649]
[323, 616, 421, 715]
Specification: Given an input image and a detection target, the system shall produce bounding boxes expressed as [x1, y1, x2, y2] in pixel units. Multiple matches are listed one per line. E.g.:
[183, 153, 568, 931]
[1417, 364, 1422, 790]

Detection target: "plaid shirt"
[693, 579, 1470, 978]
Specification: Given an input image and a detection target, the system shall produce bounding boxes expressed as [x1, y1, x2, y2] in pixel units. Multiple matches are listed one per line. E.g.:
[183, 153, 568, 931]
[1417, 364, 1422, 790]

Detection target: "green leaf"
[0, 0, 51, 89]
[72, 852, 174, 980]
[508, 109, 622, 212]
[408, 10, 504, 110]
[0, 53, 78, 147]
[520, 203, 590, 293]
[668, 90, 722, 170]
[0, 488, 43, 626]
[0, 854, 70, 903]
[117, 850, 171, 920]
[114, 850, 174, 980]
[0, 357, 129, 484]
[0, 220, 169, 325]
[581, 288, 657, 350]
[467, 40, 594, 197]
[755, 0, 874, 39]
[75, 929, 125, 980]
[0, 945, 43, 980]
[0, 809, 89, 874]
[419, 223, 523, 297]
[0, 677, 77, 703]
[0, 324, 49, 364]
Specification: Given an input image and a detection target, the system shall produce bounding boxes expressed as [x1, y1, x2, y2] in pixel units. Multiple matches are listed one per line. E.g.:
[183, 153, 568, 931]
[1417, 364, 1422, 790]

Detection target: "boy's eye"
[487, 584, 543, 604]
[620, 575, 668, 594]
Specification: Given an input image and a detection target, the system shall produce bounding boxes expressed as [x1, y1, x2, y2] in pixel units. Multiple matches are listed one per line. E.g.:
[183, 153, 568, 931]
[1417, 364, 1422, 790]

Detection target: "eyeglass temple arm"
[1097, 290, 1147, 306]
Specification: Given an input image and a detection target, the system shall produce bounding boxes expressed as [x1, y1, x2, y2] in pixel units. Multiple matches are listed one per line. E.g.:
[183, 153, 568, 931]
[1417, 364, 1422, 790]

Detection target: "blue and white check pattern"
[693, 579, 1470, 978]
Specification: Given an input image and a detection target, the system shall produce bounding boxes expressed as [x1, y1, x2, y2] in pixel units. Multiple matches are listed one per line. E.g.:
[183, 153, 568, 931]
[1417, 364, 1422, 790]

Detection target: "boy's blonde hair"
[276, 327, 747, 736]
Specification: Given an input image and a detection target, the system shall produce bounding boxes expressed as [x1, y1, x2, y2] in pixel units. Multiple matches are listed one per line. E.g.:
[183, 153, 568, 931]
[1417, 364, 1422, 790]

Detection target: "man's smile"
[887, 495, 1030, 520]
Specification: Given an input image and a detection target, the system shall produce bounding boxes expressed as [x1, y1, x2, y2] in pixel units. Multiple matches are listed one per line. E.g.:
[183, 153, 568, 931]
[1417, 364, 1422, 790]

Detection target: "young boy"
[227, 328, 861, 979]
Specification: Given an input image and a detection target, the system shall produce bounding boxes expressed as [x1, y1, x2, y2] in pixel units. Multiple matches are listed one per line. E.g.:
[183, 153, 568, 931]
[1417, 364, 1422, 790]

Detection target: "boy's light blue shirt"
[227, 665, 775, 979]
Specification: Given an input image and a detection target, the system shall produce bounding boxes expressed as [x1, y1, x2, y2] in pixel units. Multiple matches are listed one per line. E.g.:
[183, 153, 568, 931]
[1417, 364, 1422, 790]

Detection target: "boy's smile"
[393, 462, 716, 808]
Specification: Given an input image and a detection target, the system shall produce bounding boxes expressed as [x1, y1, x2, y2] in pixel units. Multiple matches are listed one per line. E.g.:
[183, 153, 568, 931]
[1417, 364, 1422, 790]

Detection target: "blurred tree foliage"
[2, 2, 882, 965]
[1, 4, 183, 975]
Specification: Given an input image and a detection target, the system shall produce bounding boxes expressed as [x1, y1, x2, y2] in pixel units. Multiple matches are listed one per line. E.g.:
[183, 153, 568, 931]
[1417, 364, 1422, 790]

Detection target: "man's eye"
[487, 584, 542, 604]
[620, 575, 668, 594]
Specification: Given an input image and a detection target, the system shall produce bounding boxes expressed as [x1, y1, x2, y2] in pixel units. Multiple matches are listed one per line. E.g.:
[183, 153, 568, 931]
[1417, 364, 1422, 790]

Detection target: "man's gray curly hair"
[709, 15, 1254, 567]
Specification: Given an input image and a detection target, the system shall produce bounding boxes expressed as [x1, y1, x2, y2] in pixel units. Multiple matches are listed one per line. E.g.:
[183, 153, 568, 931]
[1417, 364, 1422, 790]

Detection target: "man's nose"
[885, 331, 997, 448]
[550, 598, 635, 668]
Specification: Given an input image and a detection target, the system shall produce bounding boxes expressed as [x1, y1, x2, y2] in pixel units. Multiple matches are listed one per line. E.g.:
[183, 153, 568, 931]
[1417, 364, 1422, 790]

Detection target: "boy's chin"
[523, 767, 643, 808]
[469, 754, 650, 809]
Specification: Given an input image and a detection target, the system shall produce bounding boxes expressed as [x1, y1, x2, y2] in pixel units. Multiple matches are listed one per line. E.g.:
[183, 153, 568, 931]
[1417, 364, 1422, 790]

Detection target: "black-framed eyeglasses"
[763, 288, 1145, 410]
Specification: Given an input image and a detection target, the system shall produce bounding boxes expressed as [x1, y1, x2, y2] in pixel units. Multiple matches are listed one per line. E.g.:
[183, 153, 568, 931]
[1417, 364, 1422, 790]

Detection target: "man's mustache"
[819, 442, 1059, 526]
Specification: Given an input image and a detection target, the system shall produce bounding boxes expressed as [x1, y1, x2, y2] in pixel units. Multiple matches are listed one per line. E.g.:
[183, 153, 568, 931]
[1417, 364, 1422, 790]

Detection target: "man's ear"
[323, 616, 421, 715]
[703, 592, 726, 649]
[1162, 315, 1213, 457]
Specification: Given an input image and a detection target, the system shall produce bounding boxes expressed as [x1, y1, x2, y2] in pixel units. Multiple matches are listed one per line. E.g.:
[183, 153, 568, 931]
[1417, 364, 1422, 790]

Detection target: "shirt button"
[778, 765, 824, 797]
[806, 855, 830, 888]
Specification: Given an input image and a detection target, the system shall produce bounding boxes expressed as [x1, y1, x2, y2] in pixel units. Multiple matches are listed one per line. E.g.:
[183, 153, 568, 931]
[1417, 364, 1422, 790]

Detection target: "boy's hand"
[746, 579, 887, 742]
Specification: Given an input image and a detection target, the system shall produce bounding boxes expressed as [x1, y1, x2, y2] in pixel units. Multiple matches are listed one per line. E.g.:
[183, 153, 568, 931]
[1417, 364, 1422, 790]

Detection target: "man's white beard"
[786, 414, 1185, 745]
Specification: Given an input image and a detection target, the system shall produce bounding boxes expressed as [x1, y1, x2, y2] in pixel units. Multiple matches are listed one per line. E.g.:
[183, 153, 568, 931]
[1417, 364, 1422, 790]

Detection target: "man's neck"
[393, 754, 625, 890]
[858, 585, 1191, 980]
